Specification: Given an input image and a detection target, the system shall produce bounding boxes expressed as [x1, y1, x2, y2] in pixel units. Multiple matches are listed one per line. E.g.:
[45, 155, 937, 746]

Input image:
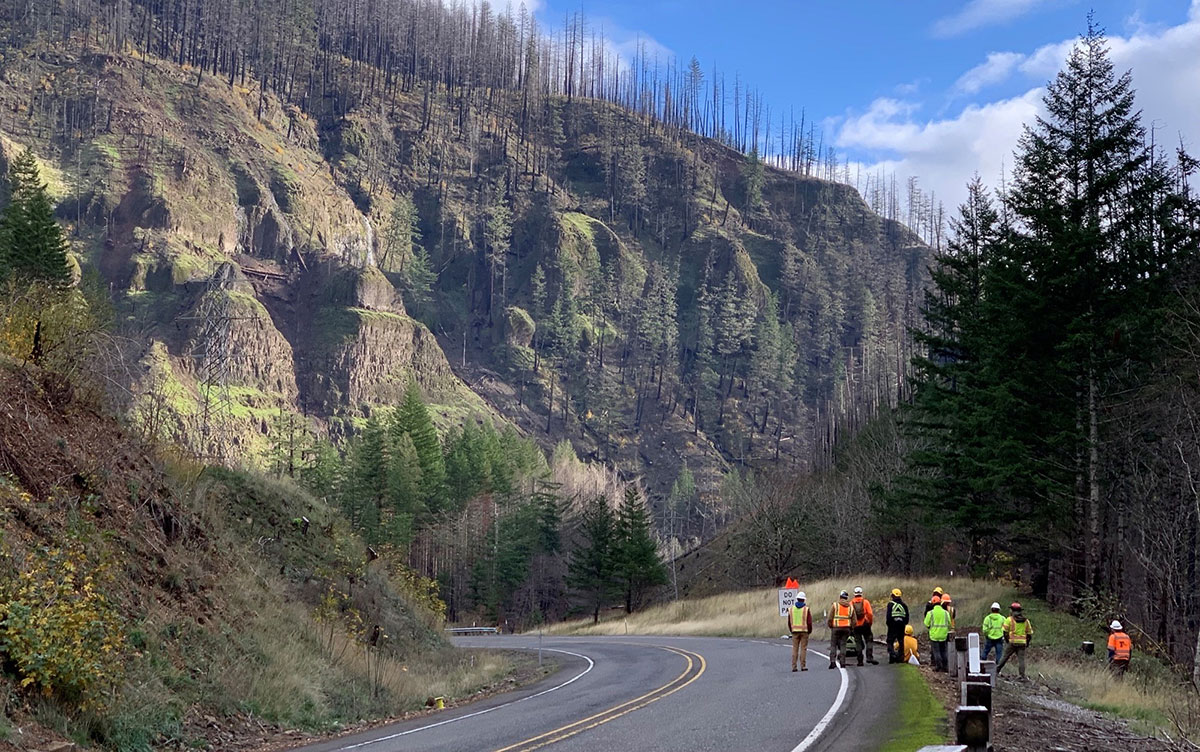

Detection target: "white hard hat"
[797, 591, 806, 600]
[1110, 620, 1123, 630]
[991, 602, 1001, 610]
[853, 586, 863, 594]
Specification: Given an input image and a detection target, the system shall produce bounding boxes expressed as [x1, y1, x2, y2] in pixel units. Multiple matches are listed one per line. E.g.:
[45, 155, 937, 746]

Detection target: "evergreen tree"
[401, 245, 437, 313]
[743, 146, 765, 212]
[343, 416, 390, 534]
[615, 488, 667, 613]
[0, 150, 71, 286]
[567, 496, 618, 623]
[386, 432, 424, 542]
[381, 193, 421, 273]
[485, 193, 513, 321]
[391, 380, 447, 515]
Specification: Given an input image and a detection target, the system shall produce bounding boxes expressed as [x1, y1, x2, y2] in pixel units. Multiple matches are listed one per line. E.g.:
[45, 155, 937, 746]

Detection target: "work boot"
[792, 666, 797, 672]
[801, 667, 808, 671]
[828, 663, 836, 670]
[868, 659, 879, 665]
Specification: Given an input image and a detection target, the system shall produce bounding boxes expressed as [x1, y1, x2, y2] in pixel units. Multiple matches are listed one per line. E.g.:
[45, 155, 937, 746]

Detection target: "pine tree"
[901, 177, 1017, 560]
[381, 192, 421, 274]
[743, 146, 764, 212]
[343, 416, 390, 535]
[567, 496, 618, 623]
[615, 488, 667, 613]
[387, 432, 424, 541]
[0, 150, 71, 286]
[484, 192, 513, 322]
[391, 380, 447, 515]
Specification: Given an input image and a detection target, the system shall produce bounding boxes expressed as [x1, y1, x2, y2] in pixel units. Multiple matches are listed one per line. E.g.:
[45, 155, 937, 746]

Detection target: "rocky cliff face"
[1, 42, 927, 512]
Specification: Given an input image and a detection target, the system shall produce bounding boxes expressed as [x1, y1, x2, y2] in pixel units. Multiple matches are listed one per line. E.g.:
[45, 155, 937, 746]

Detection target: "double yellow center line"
[492, 645, 707, 752]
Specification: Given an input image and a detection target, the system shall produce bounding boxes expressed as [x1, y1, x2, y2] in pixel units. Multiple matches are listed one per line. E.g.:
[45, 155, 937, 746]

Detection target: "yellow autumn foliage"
[0, 541, 126, 707]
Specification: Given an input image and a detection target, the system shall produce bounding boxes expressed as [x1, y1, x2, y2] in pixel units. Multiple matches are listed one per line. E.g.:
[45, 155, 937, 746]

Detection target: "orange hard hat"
[1010, 602, 1022, 610]
[931, 595, 942, 604]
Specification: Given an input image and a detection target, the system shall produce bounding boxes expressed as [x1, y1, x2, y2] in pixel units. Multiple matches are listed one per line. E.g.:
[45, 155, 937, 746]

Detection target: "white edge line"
[336, 648, 595, 751]
[790, 648, 849, 752]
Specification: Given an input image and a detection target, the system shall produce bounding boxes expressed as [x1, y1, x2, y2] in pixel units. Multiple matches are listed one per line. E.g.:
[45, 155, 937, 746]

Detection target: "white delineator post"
[968, 632, 981, 675]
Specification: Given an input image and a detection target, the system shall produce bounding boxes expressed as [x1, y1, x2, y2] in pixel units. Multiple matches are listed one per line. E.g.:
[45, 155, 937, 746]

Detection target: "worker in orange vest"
[788, 591, 813, 672]
[827, 590, 854, 669]
[850, 586, 878, 666]
[1107, 620, 1132, 678]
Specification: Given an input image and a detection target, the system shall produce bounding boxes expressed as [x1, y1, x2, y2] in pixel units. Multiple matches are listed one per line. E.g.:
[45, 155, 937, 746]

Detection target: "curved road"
[293, 635, 898, 752]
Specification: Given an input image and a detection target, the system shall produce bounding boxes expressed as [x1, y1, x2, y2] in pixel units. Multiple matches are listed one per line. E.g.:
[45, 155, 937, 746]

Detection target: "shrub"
[0, 544, 126, 707]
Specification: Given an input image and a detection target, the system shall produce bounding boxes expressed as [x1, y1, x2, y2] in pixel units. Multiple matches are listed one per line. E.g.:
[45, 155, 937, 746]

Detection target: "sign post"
[778, 588, 798, 617]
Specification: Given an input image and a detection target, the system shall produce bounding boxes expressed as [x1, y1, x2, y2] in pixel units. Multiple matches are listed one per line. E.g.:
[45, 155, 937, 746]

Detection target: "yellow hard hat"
[892, 588, 902, 597]
[904, 625, 914, 635]
[933, 587, 944, 595]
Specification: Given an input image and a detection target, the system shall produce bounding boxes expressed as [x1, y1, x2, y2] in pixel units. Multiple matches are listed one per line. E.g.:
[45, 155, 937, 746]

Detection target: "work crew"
[1107, 620, 1132, 678]
[828, 590, 854, 669]
[941, 593, 957, 631]
[924, 594, 952, 672]
[788, 591, 813, 672]
[885, 588, 909, 664]
[996, 602, 1034, 679]
[850, 586, 878, 666]
[924, 586, 945, 617]
[981, 602, 1005, 662]
[902, 624, 919, 664]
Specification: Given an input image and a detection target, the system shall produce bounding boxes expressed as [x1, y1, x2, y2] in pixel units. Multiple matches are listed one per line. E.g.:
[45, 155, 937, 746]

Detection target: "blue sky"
[528, 0, 1200, 211]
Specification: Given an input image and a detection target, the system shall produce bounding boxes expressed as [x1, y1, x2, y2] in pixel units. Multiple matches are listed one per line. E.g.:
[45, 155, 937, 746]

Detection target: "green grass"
[878, 665, 946, 752]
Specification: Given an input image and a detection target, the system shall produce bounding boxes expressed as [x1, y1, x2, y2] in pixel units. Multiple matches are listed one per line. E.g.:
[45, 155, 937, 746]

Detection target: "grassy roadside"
[879, 666, 945, 752]
[545, 575, 1199, 744]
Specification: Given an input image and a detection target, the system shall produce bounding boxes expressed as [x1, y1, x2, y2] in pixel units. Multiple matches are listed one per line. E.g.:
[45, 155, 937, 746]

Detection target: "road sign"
[778, 588, 798, 617]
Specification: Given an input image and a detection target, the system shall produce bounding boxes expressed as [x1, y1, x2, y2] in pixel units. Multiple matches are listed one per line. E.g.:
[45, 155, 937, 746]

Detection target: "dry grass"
[545, 575, 1200, 743]
[544, 575, 1006, 641]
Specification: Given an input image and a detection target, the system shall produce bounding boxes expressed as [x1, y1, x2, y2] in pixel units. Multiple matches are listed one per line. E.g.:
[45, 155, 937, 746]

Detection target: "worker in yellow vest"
[1107, 620, 1131, 678]
[902, 624, 919, 664]
[996, 602, 1033, 679]
[788, 591, 813, 672]
[923, 594, 951, 672]
[981, 602, 1006, 662]
[827, 590, 854, 669]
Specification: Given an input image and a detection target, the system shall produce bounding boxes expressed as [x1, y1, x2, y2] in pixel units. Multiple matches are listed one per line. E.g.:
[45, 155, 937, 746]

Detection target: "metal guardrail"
[445, 626, 499, 635]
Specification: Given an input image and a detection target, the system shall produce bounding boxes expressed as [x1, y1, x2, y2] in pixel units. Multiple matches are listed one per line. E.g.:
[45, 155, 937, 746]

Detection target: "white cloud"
[839, 12, 1200, 213]
[932, 0, 1052, 38]
[955, 52, 1026, 94]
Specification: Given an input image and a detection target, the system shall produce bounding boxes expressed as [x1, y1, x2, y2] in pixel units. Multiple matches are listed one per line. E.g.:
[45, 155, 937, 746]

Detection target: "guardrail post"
[955, 705, 990, 752]
[980, 659, 996, 687]
[962, 680, 992, 711]
[954, 635, 969, 682]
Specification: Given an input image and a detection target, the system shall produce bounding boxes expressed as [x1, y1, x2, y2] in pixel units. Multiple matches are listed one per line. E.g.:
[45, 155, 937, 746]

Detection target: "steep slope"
[0, 39, 926, 533]
[0, 357, 514, 749]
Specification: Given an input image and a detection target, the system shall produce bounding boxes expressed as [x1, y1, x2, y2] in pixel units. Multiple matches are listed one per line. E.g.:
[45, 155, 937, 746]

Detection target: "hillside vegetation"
[0, 359, 515, 750]
[0, 0, 929, 635]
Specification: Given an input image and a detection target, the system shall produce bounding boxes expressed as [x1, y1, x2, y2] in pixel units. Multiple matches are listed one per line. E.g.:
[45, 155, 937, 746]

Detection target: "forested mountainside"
[0, 3, 925, 528]
[677, 27, 1200, 679]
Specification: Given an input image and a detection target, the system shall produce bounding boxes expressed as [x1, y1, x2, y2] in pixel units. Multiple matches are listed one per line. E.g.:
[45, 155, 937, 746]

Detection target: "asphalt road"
[292, 635, 900, 752]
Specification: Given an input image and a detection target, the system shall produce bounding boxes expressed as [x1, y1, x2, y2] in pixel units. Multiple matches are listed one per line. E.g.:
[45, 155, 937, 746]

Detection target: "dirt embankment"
[921, 664, 1178, 751]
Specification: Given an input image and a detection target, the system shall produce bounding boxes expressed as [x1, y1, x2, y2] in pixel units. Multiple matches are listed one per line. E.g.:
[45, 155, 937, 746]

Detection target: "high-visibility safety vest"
[888, 601, 908, 622]
[925, 605, 951, 641]
[830, 602, 853, 629]
[790, 604, 811, 634]
[982, 612, 1006, 640]
[1109, 632, 1132, 661]
[1006, 616, 1033, 645]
